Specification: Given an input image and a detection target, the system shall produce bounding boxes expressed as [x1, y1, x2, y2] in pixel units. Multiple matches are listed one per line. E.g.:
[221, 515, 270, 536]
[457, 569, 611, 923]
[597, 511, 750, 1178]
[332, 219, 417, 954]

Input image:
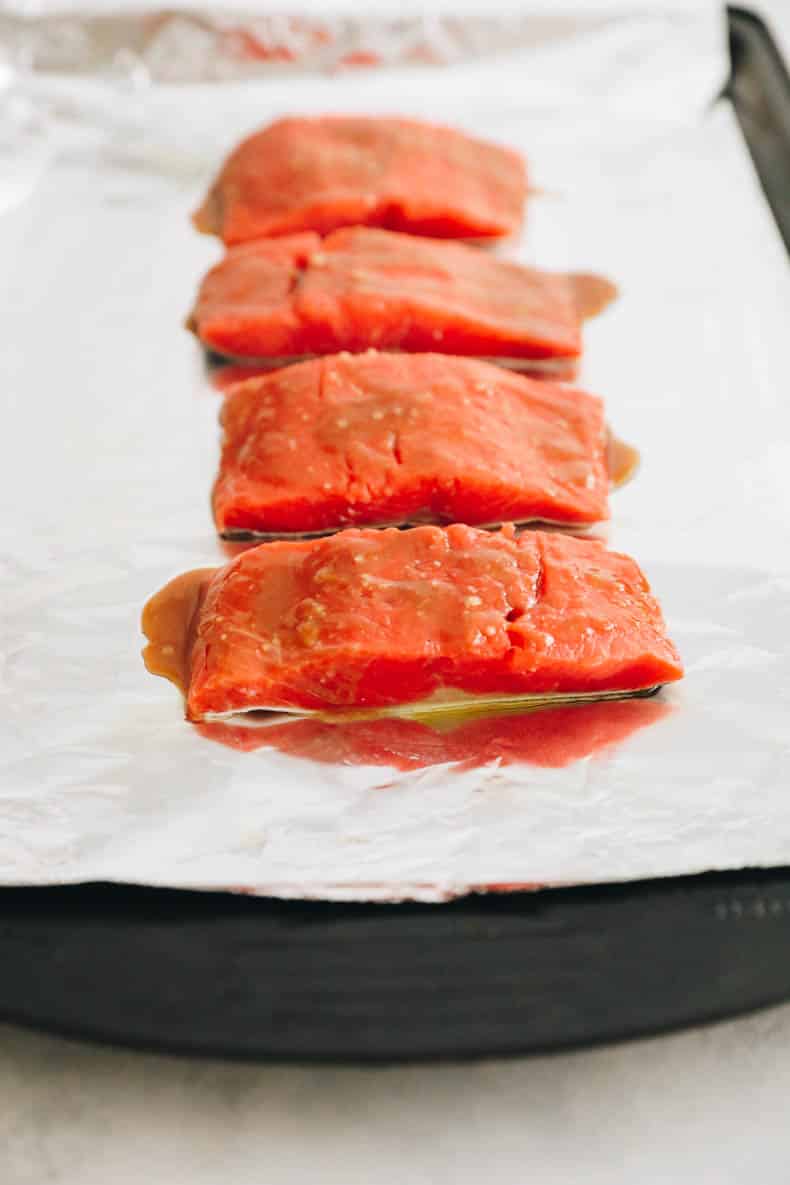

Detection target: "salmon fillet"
[143, 525, 683, 719]
[213, 353, 611, 536]
[189, 228, 609, 365]
[193, 116, 527, 243]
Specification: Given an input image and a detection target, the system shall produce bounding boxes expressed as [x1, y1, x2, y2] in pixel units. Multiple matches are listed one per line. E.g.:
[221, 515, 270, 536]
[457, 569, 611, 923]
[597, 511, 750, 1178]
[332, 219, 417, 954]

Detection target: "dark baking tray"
[728, 6, 790, 248]
[2, 7, 789, 1063]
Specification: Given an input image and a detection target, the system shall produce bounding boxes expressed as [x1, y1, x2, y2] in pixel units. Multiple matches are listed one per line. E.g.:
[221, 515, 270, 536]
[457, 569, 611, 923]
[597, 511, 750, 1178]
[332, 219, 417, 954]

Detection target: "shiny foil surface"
[2, 3, 789, 900]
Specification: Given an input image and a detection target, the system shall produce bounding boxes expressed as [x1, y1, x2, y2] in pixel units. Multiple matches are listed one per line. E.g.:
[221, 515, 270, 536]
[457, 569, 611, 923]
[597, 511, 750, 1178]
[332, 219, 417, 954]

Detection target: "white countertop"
[4, 1002, 790, 1183]
[3, 4, 790, 1181]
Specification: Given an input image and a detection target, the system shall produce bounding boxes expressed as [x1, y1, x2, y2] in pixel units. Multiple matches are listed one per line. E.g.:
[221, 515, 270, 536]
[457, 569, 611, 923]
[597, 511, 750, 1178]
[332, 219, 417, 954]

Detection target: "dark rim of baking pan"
[1, 866, 790, 1063]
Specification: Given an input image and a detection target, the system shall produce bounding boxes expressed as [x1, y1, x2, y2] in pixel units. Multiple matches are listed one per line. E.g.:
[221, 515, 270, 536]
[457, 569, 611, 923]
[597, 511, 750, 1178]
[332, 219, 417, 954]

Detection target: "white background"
[3, 2, 790, 1181]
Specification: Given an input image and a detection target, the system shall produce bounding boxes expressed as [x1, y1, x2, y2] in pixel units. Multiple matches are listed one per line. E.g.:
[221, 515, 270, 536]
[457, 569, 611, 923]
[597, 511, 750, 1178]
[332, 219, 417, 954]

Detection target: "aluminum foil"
[3, 2, 790, 901]
[0, 10, 601, 81]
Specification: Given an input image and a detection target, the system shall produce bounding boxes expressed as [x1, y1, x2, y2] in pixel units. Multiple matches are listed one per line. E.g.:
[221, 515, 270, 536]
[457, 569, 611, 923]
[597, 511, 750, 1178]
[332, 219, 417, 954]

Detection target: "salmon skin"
[197, 694, 669, 771]
[213, 353, 611, 537]
[188, 227, 611, 366]
[193, 116, 527, 244]
[142, 524, 683, 720]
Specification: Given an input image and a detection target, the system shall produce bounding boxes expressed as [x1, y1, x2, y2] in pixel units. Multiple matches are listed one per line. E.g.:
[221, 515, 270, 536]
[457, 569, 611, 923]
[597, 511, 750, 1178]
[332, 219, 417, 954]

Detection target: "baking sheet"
[3, 3, 790, 901]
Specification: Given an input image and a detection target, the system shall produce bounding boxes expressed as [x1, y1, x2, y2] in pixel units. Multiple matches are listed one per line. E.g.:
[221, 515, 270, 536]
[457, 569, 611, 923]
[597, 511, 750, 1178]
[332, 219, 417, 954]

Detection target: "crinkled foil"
[0, 10, 575, 81]
[3, 2, 790, 901]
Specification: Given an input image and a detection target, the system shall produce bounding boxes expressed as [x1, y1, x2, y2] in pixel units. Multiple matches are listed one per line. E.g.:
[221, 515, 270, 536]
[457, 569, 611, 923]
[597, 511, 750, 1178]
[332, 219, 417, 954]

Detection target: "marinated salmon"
[193, 116, 527, 244]
[212, 353, 616, 537]
[142, 525, 683, 720]
[188, 227, 614, 369]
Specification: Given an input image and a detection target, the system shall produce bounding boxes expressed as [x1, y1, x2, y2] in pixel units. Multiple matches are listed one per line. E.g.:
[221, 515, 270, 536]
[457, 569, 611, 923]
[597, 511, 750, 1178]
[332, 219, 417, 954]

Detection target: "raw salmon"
[188, 227, 614, 368]
[142, 525, 683, 719]
[212, 353, 613, 537]
[193, 116, 527, 244]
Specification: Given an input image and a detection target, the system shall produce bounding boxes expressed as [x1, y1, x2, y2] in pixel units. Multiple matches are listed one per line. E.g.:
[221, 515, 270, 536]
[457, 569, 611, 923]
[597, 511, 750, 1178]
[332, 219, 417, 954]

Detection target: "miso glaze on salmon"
[193, 116, 527, 244]
[142, 525, 683, 720]
[213, 353, 618, 537]
[188, 228, 615, 371]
